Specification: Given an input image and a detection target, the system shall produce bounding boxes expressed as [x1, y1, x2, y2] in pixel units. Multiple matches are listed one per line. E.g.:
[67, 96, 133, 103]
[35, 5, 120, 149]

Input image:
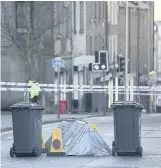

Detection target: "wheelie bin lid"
[10, 102, 44, 110]
[111, 101, 144, 109]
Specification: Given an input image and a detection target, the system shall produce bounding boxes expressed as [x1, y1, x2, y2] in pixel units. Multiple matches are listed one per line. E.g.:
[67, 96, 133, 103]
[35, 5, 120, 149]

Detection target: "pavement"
[0, 111, 108, 132]
[1, 113, 161, 168]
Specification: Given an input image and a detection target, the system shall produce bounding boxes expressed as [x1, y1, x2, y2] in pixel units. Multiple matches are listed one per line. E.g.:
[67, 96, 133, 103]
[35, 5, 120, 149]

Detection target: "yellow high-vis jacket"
[28, 80, 33, 87]
[28, 81, 40, 99]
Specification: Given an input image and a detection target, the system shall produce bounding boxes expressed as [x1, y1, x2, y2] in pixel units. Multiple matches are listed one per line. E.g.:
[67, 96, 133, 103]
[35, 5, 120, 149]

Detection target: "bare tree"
[1, 1, 72, 81]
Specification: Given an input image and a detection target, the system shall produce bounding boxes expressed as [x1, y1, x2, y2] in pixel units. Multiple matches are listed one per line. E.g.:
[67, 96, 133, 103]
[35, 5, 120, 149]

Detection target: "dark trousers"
[30, 94, 40, 103]
[31, 96, 38, 103]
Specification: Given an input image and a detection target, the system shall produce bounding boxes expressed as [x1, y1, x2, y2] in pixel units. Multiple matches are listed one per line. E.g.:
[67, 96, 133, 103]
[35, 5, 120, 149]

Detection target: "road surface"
[1, 114, 161, 168]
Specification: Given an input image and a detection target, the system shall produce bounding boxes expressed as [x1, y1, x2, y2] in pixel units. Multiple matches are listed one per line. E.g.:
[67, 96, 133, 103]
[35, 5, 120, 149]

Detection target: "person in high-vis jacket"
[28, 79, 40, 103]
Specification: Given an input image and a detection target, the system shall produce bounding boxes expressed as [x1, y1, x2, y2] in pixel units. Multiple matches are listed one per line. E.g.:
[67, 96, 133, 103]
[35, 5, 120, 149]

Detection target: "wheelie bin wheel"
[13, 143, 15, 150]
[10, 147, 14, 157]
[46, 149, 49, 156]
[112, 141, 115, 147]
[33, 148, 41, 157]
[138, 146, 143, 157]
[112, 146, 115, 156]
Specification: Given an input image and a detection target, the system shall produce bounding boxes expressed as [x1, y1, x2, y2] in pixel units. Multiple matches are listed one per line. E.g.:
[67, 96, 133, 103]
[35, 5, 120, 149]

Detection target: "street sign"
[52, 59, 64, 68]
[52, 58, 64, 119]
[101, 65, 106, 70]
[92, 63, 108, 71]
[93, 64, 99, 70]
[92, 50, 109, 72]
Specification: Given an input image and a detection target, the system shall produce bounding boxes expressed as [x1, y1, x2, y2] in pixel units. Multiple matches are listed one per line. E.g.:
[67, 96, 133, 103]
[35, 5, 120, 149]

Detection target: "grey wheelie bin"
[9, 102, 44, 157]
[111, 101, 144, 157]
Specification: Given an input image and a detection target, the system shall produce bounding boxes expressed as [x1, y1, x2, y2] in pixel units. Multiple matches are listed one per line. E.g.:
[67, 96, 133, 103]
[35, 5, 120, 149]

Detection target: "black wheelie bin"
[111, 101, 144, 157]
[9, 102, 44, 157]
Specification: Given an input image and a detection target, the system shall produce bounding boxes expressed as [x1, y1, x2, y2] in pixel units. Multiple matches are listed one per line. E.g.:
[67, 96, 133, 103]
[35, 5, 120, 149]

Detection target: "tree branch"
[2, 1, 73, 80]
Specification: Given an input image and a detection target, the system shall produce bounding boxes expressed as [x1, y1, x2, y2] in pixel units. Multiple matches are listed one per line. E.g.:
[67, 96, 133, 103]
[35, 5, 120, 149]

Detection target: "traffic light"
[92, 51, 108, 71]
[117, 55, 125, 72]
[95, 51, 99, 63]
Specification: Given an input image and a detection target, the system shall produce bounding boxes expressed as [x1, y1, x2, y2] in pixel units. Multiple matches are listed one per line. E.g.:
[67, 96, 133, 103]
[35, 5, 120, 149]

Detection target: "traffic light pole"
[57, 67, 60, 119]
[125, 1, 129, 101]
[102, 71, 106, 116]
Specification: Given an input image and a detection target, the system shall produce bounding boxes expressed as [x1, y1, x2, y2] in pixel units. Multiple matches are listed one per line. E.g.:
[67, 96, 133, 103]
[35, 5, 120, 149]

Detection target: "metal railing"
[1, 82, 158, 114]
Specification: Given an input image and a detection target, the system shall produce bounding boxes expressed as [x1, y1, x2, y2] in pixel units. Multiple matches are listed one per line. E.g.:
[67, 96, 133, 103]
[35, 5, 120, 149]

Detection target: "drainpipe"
[105, 1, 109, 51]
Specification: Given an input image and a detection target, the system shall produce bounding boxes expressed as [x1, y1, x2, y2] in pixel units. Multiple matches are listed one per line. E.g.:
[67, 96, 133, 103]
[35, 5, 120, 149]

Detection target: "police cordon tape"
[0, 87, 160, 96]
[0, 82, 161, 91]
[0, 86, 158, 92]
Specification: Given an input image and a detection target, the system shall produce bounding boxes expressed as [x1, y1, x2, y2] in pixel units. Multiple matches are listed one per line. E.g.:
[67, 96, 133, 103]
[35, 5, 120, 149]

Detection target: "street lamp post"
[125, 1, 129, 101]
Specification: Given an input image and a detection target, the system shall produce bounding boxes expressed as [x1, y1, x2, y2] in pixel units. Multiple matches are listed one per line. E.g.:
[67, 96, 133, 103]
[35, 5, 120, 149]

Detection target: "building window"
[73, 1, 77, 34]
[113, 36, 115, 60]
[66, 3, 70, 36]
[96, 1, 99, 20]
[143, 14, 145, 38]
[98, 35, 102, 50]
[134, 10, 137, 37]
[102, 2, 105, 21]
[100, 35, 103, 49]
[89, 1, 92, 18]
[115, 35, 118, 56]
[112, 2, 115, 25]
[91, 2, 94, 19]
[114, 2, 118, 25]
[102, 36, 105, 49]
[108, 2, 111, 24]
[79, 1, 84, 34]
[16, 1, 33, 33]
[86, 35, 89, 54]
[57, 2, 61, 34]
[90, 36, 93, 55]
[99, 2, 101, 20]
[94, 1, 97, 19]
[109, 2, 113, 24]
[113, 2, 115, 25]
[108, 36, 111, 62]
[95, 36, 98, 51]
[111, 36, 114, 62]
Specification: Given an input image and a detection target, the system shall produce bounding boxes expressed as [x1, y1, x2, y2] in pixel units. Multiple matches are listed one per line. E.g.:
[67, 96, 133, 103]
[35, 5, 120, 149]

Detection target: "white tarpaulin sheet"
[45, 118, 112, 156]
[60, 119, 112, 156]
